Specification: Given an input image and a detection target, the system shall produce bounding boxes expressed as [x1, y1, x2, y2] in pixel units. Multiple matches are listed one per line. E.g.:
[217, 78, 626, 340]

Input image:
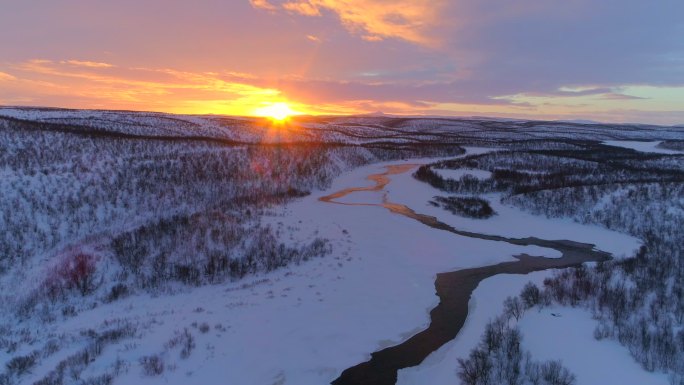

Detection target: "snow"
[603, 140, 683, 154]
[5, 107, 683, 148]
[518, 307, 669, 385]
[397, 271, 554, 385]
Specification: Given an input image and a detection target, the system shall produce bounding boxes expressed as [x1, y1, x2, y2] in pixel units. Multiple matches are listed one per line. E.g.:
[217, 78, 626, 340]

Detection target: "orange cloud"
[3, 59, 296, 114]
[249, 0, 277, 11]
[253, 0, 444, 45]
[306, 34, 321, 43]
[62, 60, 114, 68]
[283, 1, 321, 16]
[0, 71, 17, 81]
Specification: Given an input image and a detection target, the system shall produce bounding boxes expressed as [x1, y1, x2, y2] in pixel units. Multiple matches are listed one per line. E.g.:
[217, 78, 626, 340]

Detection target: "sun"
[254, 102, 297, 121]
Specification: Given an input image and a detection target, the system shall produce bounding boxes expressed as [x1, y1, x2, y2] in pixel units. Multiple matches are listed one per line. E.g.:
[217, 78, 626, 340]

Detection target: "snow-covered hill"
[3, 107, 684, 146]
[1, 107, 683, 385]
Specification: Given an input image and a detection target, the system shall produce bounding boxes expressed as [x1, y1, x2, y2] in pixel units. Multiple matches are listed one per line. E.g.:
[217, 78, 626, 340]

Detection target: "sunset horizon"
[2, 103, 681, 127]
[2, 1, 683, 125]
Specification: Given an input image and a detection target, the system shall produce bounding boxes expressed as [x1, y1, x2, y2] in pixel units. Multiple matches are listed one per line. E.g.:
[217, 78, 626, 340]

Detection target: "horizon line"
[0, 104, 680, 128]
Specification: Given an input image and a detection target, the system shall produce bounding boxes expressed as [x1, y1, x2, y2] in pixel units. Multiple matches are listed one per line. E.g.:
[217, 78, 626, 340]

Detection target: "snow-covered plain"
[518, 307, 669, 385]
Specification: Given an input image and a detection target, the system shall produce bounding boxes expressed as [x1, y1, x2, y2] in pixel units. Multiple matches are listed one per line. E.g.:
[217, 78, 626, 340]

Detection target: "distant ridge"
[555, 119, 603, 125]
[0, 105, 676, 129]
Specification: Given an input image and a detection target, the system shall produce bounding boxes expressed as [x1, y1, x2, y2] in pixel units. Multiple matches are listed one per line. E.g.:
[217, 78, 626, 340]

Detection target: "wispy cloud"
[2, 59, 287, 114]
[306, 34, 321, 43]
[600, 93, 647, 100]
[251, 0, 444, 45]
[283, 1, 321, 16]
[61, 60, 114, 68]
[0, 71, 17, 81]
[5, 58, 683, 125]
[249, 0, 277, 11]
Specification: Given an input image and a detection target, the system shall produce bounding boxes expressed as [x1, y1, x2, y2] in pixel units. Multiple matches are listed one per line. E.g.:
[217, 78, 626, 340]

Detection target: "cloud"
[503, 86, 644, 100]
[252, 0, 444, 45]
[283, 1, 320, 16]
[62, 60, 114, 68]
[445, 0, 684, 94]
[600, 93, 647, 100]
[249, 0, 277, 11]
[0, 71, 16, 81]
[306, 34, 321, 43]
[6, 58, 681, 124]
[2, 59, 285, 114]
[1, 0, 683, 124]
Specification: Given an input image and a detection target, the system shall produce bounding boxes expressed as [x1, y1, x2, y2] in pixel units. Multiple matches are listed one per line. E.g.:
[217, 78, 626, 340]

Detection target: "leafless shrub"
[5, 351, 38, 375]
[32, 323, 136, 385]
[504, 296, 525, 321]
[80, 373, 114, 385]
[62, 305, 77, 318]
[521, 282, 541, 308]
[105, 283, 129, 303]
[139, 355, 164, 376]
[166, 328, 195, 359]
[42, 339, 61, 357]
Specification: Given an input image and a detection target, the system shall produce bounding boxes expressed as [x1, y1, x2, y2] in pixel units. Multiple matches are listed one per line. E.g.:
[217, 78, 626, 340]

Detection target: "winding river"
[320, 163, 611, 385]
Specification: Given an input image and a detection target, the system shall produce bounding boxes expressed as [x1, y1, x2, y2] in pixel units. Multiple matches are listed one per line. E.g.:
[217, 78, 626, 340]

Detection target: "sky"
[0, 0, 683, 125]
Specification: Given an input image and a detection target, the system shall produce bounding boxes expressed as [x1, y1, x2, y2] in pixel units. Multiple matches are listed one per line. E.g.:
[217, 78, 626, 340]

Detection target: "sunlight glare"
[255, 102, 297, 121]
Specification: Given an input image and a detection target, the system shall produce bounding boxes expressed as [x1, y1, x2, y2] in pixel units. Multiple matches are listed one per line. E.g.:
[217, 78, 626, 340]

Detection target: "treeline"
[429, 196, 496, 219]
[110, 208, 331, 288]
[415, 144, 684, 198]
[658, 140, 684, 151]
